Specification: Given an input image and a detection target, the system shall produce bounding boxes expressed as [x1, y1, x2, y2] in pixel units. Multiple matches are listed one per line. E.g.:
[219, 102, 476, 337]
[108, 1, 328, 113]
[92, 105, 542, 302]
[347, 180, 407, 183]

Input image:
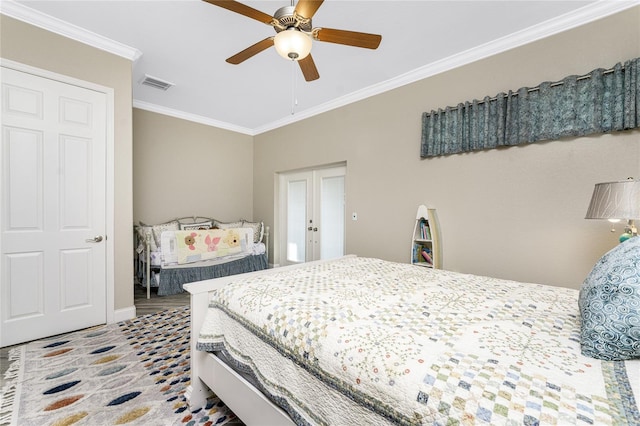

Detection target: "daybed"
[185, 253, 640, 425]
[134, 217, 268, 298]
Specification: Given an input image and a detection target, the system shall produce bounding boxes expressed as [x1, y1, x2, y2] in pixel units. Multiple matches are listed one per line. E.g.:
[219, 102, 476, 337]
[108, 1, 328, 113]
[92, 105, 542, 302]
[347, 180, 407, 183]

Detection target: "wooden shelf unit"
[411, 205, 441, 269]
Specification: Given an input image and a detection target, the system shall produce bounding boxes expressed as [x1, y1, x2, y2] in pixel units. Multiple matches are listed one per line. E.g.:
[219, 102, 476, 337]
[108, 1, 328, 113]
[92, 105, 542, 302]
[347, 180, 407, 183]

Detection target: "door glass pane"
[320, 175, 344, 259]
[287, 180, 306, 262]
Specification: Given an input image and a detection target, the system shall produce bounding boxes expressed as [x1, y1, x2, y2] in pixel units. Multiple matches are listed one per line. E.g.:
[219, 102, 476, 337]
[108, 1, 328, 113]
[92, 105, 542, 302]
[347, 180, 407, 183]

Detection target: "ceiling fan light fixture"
[274, 27, 312, 61]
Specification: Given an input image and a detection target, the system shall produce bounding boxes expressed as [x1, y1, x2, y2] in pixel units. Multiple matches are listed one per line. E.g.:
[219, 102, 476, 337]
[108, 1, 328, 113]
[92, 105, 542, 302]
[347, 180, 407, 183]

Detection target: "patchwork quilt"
[197, 257, 640, 425]
[174, 228, 253, 265]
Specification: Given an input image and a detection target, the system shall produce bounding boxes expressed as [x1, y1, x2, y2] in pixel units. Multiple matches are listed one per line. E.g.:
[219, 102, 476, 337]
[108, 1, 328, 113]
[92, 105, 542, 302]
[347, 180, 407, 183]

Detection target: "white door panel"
[4, 126, 43, 230]
[285, 176, 310, 263]
[316, 171, 345, 260]
[1, 66, 107, 347]
[60, 249, 92, 309]
[3, 82, 44, 119]
[6, 252, 44, 319]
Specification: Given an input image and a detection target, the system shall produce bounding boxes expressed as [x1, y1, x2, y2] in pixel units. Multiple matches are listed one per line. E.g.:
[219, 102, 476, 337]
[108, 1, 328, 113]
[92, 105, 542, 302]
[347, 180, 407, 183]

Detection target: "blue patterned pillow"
[578, 236, 640, 360]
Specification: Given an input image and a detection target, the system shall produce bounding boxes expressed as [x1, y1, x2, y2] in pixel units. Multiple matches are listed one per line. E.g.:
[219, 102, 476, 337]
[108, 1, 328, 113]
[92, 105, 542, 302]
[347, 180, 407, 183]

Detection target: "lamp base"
[619, 220, 638, 243]
[619, 232, 633, 243]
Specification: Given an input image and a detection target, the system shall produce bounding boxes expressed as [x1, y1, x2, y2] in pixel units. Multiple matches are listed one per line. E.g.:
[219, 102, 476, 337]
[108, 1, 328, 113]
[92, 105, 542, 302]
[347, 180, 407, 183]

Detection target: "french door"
[1, 65, 108, 347]
[280, 165, 345, 265]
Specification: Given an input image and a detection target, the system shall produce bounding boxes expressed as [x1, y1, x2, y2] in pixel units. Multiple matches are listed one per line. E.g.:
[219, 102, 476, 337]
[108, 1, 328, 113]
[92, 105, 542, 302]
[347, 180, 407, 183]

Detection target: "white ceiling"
[4, 0, 637, 134]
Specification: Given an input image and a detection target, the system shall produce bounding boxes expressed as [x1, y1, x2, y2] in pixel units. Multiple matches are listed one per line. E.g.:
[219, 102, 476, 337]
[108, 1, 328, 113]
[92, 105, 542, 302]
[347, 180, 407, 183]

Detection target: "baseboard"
[112, 305, 136, 323]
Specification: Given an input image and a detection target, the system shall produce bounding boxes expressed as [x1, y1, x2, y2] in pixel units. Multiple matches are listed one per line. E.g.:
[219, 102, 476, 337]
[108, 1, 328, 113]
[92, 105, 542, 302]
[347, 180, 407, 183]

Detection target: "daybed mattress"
[197, 257, 639, 425]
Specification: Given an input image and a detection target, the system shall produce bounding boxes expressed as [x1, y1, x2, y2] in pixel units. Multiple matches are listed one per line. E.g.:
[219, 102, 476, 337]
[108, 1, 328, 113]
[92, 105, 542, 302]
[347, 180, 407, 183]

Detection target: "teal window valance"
[421, 57, 640, 158]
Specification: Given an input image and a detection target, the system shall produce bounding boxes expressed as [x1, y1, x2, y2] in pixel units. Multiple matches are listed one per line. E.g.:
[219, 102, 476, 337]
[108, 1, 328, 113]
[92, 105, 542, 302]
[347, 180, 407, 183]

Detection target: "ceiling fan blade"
[203, 0, 274, 25]
[226, 37, 274, 64]
[298, 55, 319, 82]
[314, 27, 382, 49]
[294, 0, 324, 19]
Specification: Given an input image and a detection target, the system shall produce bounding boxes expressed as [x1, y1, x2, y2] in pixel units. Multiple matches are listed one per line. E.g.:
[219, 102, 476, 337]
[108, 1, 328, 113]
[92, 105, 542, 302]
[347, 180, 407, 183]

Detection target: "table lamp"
[585, 178, 640, 242]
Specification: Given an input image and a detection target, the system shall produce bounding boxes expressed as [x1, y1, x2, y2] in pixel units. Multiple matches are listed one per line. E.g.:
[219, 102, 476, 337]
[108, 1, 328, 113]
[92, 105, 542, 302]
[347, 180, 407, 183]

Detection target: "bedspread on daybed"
[158, 252, 267, 296]
[197, 256, 639, 425]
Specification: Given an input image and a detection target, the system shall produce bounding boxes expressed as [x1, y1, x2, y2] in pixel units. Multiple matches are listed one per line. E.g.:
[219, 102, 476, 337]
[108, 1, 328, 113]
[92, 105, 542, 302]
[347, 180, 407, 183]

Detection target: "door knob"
[86, 236, 103, 243]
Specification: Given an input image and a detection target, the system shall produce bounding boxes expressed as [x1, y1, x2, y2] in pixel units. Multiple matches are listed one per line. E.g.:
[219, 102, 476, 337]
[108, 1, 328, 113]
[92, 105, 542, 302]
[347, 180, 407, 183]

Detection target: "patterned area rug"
[1, 307, 240, 425]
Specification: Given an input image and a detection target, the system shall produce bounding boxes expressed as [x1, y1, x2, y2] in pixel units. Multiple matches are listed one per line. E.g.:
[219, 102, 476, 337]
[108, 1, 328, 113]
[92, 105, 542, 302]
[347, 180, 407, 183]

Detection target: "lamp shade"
[274, 28, 312, 61]
[585, 179, 640, 220]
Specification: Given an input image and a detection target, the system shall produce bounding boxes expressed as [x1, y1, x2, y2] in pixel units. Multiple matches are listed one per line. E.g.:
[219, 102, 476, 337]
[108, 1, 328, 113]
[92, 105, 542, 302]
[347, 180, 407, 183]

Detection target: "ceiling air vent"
[140, 74, 174, 91]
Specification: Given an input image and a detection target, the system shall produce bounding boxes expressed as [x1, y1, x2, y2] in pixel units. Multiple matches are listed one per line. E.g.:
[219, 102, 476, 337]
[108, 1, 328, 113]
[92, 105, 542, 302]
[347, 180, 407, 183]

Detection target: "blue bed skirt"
[157, 253, 268, 296]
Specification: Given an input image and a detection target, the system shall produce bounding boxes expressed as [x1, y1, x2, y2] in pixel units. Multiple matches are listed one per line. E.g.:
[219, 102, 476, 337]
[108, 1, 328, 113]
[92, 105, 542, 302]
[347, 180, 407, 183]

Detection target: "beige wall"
[132, 109, 254, 224]
[254, 7, 640, 289]
[1, 16, 134, 310]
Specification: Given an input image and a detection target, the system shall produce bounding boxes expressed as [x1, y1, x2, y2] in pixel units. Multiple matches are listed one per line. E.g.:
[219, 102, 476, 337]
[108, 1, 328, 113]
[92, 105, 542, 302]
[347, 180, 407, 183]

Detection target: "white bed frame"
[183, 256, 356, 426]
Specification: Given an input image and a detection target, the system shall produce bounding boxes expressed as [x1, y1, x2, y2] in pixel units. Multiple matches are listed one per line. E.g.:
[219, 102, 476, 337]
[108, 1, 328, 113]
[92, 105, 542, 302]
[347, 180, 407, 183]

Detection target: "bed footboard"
[184, 266, 296, 425]
[184, 257, 356, 425]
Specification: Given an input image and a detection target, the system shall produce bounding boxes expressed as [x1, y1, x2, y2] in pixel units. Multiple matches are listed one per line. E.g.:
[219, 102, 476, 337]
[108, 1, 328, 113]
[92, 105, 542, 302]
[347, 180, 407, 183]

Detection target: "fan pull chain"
[291, 60, 298, 115]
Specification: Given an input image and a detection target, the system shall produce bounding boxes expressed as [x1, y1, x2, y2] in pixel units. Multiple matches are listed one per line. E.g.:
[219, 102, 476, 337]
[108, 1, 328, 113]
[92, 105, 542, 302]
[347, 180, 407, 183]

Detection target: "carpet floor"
[1, 306, 240, 426]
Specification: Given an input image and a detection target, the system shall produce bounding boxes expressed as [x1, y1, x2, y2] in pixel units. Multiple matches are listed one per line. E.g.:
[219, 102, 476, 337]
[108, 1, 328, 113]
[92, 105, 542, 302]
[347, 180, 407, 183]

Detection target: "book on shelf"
[421, 249, 433, 264]
[420, 245, 433, 264]
[419, 220, 432, 240]
[413, 243, 433, 265]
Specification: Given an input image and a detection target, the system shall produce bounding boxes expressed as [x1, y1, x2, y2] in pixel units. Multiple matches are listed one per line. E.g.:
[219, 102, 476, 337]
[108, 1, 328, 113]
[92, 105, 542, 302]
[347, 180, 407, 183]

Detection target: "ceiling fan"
[203, 0, 382, 82]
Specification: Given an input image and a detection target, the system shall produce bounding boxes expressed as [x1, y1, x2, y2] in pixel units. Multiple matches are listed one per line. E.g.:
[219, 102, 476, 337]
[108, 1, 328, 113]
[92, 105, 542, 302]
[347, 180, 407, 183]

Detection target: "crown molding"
[0, 0, 142, 61]
[133, 100, 254, 136]
[4, 0, 635, 134]
[130, 0, 640, 135]
[252, 0, 639, 135]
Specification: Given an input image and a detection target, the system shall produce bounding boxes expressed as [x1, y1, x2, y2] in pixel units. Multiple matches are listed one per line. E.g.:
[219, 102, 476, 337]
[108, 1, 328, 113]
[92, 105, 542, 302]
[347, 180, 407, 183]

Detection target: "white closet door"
[1, 66, 107, 347]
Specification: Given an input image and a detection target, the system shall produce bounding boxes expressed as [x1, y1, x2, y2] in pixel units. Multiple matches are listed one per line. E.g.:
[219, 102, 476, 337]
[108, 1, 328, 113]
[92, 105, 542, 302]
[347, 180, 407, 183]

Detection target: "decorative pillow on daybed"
[151, 220, 180, 249]
[215, 220, 263, 244]
[136, 224, 158, 252]
[578, 236, 640, 360]
[179, 221, 213, 230]
[242, 220, 264, 243]
[214, 220, 244, 230]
